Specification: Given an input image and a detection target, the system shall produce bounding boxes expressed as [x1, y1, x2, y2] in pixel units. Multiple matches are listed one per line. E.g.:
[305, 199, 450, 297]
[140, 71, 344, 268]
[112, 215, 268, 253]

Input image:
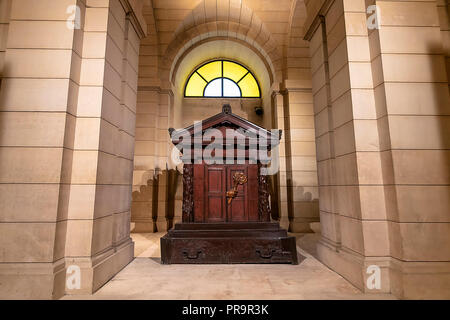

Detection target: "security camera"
[255, 106, 264, 116]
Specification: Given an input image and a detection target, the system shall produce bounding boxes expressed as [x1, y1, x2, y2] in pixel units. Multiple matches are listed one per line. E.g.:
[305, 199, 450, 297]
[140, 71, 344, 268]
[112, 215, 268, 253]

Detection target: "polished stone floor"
[63, 231, 395, 300]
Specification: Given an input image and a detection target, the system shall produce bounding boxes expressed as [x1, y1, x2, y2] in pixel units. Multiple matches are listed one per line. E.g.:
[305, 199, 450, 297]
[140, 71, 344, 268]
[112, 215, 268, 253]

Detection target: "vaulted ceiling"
[152, 0, 294, 47]
[139, 0, 310, 87]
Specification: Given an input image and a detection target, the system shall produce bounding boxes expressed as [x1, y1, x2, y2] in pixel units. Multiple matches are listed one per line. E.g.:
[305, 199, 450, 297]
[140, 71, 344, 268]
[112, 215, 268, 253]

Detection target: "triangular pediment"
[169, 105, 282, 146]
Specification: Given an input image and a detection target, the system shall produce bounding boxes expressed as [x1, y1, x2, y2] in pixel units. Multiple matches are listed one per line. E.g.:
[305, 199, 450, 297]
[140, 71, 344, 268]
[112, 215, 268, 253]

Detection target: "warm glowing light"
[223, 61, 248, 83]
[185, 72, 207, 97]
[185, 60, 260, 98]
[238, 73, 260, 98]
[197, 61, 222, 82]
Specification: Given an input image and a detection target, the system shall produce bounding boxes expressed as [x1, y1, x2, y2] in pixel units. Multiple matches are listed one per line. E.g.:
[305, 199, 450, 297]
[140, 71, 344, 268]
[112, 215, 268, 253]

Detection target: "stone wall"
[305, 0, 450, 299]
[0, 0, 146, 299]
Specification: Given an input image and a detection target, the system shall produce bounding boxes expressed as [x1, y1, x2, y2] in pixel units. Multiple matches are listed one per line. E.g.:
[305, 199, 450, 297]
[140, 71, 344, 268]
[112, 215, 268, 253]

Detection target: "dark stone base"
[160, 222, 298, 264]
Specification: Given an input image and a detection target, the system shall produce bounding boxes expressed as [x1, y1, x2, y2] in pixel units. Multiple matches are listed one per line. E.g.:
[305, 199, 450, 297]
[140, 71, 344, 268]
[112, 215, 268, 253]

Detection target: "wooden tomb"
[161, 105, 298, 264]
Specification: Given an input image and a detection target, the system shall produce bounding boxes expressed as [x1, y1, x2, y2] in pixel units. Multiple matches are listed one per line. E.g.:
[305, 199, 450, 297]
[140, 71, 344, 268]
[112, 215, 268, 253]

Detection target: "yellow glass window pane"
[239, 73, 260, 97]
[185, 73, 207, 96]
[197, 61, 222, 82]
[223, 61, 248, 82]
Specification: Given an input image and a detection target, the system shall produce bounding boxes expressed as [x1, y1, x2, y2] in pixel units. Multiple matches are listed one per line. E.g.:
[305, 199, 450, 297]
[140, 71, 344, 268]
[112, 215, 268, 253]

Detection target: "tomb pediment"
[169, 104, 282, 150]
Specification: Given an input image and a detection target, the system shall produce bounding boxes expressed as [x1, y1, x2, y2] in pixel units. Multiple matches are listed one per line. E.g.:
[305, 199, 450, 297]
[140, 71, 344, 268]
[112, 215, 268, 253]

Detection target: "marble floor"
[63, 232, 395, 300]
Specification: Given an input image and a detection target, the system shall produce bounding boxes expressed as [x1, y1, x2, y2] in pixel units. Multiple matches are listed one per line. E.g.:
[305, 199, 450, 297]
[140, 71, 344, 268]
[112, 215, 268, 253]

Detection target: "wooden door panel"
[226, 166, 248, 222]
[229, 198, 246, 221]
[200, 164, 260, 223]
[208, 196, 225, 222]
[205, 166, 226, 223]
[208, 170, 223, 193]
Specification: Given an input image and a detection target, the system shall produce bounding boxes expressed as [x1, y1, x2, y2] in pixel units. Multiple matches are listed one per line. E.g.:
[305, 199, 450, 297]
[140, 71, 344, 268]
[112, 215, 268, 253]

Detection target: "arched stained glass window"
[185, 60, 261, 98]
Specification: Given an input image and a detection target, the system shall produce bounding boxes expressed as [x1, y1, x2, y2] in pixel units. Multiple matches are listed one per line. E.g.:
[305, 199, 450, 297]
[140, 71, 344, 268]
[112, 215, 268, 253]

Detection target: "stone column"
[272, 91, 290, 230]
[0, 0, 84, 299]
[275, 82, 320, 232]
[281, 84, 319, 233]
[132, 87, 159, 232]
[306, 0, 391, 293]
[155, 89, 172, 232]
[64, 0, 145, 295]
[0, 0, 147, 299]
[367, 0, 450, 299]
[132, 4, 173, 233]
[130, 5, 162, 233]
[283, 14, 320, 233]
[306, 0, 450, 299]
[308, 17, 342, 256]
[132, 86, 172, 233]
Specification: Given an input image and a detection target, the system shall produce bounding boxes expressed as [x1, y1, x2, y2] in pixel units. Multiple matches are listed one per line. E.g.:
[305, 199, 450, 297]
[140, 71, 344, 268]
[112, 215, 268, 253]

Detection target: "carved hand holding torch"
[227, 172, 248, 205]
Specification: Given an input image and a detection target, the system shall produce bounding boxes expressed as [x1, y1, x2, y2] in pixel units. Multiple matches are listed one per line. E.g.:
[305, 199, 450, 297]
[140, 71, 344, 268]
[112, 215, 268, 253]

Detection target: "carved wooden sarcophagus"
[160, 105, 298, 264]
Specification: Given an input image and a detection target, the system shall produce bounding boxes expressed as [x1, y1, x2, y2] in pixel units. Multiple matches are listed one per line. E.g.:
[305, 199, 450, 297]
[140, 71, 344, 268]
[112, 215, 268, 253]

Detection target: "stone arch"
[170, 35, 276, 87]
[159, 0, 284, 86]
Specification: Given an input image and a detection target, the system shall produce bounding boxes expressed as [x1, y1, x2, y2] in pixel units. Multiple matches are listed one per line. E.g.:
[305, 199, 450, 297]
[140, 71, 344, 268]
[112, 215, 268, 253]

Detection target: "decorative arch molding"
[158, 0, 285, 87]
[161, 22, 282, 86]
[168, 0, 283, 60]
[170, 36, 276, 86]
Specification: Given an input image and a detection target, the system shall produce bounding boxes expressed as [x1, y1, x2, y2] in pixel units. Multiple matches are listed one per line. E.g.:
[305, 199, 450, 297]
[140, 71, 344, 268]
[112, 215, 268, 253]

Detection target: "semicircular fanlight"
[185, 60, 261, 98]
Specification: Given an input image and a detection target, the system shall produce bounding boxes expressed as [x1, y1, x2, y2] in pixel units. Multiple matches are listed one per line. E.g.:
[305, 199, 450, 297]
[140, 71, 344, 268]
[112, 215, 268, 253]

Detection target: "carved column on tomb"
[182, 164, 194, 223]
[258, 169, 271, 222]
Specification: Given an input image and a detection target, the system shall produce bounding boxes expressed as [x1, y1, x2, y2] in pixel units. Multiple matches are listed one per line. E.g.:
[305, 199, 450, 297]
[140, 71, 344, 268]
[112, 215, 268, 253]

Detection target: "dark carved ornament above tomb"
[222, 104, 232, 114]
